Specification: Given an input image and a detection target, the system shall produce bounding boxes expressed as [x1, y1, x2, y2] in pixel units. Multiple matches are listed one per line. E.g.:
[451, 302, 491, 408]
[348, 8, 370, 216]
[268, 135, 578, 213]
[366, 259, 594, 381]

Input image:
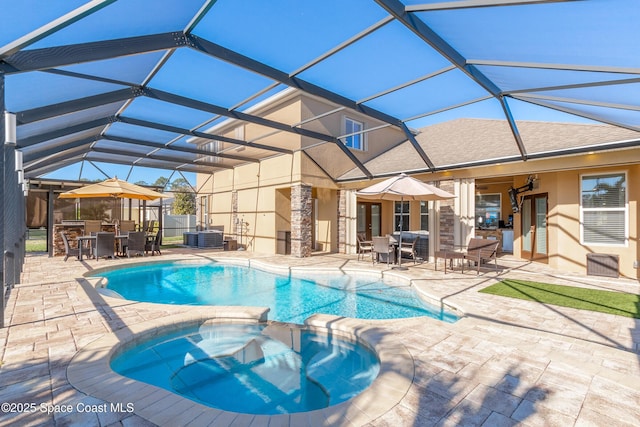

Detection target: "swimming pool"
[94, 261, 458, 323]
[110, 322, 380, 415]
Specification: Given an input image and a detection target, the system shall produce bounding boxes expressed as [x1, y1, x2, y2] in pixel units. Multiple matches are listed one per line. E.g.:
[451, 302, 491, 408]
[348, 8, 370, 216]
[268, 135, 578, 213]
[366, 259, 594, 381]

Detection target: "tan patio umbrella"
[58, 177, 168, 201]
[356, 173, 456, 268]
[58, 177, 169, 222]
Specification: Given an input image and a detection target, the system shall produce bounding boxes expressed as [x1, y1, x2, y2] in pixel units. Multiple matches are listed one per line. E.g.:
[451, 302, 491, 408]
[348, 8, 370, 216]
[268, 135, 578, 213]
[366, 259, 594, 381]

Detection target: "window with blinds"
[581, 173, 627, 245]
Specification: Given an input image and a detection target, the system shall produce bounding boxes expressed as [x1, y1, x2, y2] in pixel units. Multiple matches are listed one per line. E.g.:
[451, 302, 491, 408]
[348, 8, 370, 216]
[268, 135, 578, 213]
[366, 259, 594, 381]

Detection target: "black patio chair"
[94, 232, 116, 260]
[60, 232, 79, 261]
[145, 231, 162, 256]
[126, 231, 146, 258]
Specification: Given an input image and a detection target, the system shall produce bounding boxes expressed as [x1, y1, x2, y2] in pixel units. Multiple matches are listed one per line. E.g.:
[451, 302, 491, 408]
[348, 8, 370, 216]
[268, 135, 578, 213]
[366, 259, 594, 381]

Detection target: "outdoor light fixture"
[15, 150, 23, 171]
[4, 112, 16, 145]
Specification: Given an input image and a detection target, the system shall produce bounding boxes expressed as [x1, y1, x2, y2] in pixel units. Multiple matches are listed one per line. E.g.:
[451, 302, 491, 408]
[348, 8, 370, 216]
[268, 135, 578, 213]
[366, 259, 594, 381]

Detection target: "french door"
[521, 193, 548, 262]
[357, 202, 381, 240]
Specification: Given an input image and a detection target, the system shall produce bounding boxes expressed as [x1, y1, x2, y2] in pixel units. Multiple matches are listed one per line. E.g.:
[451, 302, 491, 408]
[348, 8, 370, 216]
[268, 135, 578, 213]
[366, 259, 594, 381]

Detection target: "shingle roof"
[338, 119, 640, 180]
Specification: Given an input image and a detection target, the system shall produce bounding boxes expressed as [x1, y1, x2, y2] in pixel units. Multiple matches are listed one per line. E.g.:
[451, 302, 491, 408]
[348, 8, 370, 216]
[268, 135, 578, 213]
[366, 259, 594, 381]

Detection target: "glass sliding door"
[357, 202, 382, 240]
[521, 198, 532, 254]
[521, 194, 548, 262]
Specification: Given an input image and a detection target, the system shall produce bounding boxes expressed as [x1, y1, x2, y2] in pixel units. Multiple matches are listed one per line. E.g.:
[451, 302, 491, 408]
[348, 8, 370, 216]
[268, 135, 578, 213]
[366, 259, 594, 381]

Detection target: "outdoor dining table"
[435, 250, 466, 274]
[76, 235, 96, 261]
[75, 234, 129, 260]
[115, 234, 128, 256]
[388, 236, 400, 264]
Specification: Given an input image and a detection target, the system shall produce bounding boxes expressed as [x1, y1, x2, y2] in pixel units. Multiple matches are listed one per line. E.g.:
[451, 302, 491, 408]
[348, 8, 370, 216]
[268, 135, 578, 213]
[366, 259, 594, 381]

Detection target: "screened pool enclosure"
[1, 0, 639, 326]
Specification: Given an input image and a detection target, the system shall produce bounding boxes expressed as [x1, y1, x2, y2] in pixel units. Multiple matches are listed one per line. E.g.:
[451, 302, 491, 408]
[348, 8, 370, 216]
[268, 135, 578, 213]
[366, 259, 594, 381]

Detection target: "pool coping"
[67, 310, 414, 426]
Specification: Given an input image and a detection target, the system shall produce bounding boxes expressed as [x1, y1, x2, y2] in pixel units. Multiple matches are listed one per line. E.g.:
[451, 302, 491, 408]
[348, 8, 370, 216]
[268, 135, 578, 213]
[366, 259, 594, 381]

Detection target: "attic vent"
[586, 254, 619, 278]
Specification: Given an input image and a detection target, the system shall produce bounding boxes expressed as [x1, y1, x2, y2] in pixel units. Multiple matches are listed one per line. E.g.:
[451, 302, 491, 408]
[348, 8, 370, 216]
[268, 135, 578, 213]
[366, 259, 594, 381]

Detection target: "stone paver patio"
[1, 248, 639, 426]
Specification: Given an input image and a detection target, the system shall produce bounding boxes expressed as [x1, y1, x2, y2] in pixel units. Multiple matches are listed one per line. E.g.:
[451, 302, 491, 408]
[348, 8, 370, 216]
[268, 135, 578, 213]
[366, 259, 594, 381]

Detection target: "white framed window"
[420, 201, 429, 231]
[394, 201, 410, 232]
[581, 172, 627, 246]
[475, 193, 501, 228]
[343, 117, 365, 150]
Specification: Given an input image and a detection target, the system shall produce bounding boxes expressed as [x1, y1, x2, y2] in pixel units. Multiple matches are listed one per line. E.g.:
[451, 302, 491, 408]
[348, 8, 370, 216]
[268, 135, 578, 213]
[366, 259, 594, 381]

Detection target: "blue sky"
[4, 0, 637, 183]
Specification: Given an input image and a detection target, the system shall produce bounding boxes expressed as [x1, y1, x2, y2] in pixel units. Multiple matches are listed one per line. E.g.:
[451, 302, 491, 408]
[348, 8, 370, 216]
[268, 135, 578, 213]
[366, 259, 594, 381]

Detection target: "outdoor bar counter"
[52, 221, 116, 256]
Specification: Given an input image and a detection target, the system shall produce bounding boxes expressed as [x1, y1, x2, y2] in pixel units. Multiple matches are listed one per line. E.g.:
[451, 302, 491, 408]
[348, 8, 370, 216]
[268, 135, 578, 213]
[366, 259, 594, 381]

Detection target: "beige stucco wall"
[198, 154, 299, 253]
[195, 88, 640, 277]
[313, 187, 338, 252]
[195, 91, 395, 255]
[503, 166, 640, 279]
[546, 166, 639, 279]
[197, 151, 342, 254]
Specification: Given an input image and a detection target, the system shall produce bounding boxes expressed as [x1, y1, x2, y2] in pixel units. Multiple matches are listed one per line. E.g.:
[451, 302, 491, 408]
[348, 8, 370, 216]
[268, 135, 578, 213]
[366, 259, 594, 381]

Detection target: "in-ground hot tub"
[110, 321, 380, 415]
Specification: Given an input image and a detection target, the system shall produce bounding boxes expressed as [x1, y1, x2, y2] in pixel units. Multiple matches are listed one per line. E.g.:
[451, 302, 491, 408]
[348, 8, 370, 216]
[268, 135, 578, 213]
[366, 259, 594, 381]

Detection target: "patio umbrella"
[356, 173, 456, 268]
[58, 177, 168, 201]
[58, 177, 169, 221]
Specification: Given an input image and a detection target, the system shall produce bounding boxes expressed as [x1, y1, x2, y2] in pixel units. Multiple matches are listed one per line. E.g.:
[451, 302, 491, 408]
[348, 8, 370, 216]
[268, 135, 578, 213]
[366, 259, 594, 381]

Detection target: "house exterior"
[194, 89, 640, 280]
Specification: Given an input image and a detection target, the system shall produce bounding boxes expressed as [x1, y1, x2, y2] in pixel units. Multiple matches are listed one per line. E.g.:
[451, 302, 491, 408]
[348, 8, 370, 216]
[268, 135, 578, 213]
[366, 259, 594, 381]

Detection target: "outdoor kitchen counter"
[52, 222, 116, 256]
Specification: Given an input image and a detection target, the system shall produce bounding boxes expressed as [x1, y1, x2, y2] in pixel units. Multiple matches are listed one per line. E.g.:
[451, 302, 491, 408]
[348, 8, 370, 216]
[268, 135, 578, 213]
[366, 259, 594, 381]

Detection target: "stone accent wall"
[53, 224, 84, 256]
[52, 223, 116, 256]
[291, 184, 312, 257]
[337, 189, 347, 254]
[438, 180, 456, 250]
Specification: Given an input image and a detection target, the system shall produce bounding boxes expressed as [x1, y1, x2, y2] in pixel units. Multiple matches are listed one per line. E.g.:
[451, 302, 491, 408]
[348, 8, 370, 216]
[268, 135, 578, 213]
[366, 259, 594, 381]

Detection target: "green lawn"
[161, 235, 183, 245]
[26, 239, 47, 252]
[26, 229, 47, 252]
[480, 279, 640, 319]
[25, 233, 187, 253]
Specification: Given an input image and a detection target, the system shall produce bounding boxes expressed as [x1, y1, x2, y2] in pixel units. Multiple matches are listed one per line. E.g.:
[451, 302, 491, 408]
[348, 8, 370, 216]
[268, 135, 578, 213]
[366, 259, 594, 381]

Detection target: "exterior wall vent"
[586, 253, 619, 278]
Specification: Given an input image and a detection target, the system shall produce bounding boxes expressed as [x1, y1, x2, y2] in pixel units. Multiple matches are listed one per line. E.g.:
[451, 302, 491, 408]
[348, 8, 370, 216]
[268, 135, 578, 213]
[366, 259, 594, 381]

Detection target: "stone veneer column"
[438, 180, 456, 250]
[291, 184, 312, 257]
[337, 189, 347, 254]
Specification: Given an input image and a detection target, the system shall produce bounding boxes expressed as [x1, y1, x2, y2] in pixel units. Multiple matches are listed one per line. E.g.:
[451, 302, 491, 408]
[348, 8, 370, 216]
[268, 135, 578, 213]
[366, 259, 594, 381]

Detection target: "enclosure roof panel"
[2, 0, 638, 182]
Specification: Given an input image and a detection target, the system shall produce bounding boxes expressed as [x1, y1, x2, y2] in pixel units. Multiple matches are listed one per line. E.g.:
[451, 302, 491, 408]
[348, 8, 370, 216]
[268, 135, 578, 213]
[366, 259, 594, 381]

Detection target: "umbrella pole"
[394, 196, 408, 270]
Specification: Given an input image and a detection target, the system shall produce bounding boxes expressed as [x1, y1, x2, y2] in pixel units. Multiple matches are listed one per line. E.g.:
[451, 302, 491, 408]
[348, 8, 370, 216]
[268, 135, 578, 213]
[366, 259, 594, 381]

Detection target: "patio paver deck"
[1, 249, 639, 426]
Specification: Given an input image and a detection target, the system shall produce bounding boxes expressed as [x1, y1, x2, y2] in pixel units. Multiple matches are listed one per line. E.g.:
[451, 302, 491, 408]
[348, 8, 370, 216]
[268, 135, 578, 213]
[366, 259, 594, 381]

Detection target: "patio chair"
[83, 220, 102, 255]
[83, 220, 102, 234]
[145, 230, 162, 256]
[94, 232, 116, 260]
[398, 236, 419, 264]
[356, 232, 373, 261]
[120, 220, 136, 233]
[372, 236, 394, 266]
[146, 220, 158, 234]
[463, 238, 500, 275]
[60, 232, 79, 261]
[125, 231, 145, 258]
[118, 220, 136, 252]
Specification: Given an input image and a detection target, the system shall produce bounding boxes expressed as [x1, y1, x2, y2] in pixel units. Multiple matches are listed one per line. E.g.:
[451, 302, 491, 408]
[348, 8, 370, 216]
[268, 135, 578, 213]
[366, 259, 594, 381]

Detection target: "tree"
[170, 178, 196, 215]
[153, 176, 169, 189]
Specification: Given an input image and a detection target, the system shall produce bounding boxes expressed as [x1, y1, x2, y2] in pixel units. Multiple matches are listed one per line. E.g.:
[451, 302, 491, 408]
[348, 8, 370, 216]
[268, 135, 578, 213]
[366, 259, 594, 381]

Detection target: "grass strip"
[479, 279, 640, 319]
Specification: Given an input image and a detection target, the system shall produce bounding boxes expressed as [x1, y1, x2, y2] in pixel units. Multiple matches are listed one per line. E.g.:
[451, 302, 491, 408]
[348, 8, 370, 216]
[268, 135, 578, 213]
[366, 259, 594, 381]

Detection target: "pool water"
[96, 261, 458, 323]
[111, 323, 380, 414]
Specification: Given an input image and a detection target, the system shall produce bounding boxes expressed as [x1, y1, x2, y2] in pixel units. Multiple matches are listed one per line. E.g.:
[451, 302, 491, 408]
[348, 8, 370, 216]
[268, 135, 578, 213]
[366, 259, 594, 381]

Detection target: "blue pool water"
[96, 261, 458, 323]
[111, 323, 380, 414]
